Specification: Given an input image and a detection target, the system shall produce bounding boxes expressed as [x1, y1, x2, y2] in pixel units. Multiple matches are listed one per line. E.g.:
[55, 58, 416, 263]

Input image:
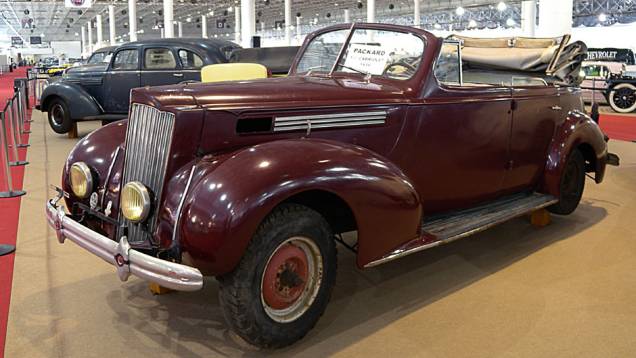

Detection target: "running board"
[364, 193, 558, 268]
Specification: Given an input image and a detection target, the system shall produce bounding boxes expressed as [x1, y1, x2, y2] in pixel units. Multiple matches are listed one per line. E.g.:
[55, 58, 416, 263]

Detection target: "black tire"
[47, 98, 74, 134]
[218, 203, 337, 349]
[548, 149, 585, 215]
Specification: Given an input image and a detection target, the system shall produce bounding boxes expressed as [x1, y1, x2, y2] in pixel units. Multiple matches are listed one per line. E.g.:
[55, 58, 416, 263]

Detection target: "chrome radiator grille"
[120, 103, 175, 244]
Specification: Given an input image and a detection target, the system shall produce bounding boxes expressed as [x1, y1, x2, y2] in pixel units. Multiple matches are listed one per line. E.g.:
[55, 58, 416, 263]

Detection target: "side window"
[111, 49, 139, 70]
[144, 48, 177, 69]
[434, 42, 462, 85]
[178, 49, 204, 69]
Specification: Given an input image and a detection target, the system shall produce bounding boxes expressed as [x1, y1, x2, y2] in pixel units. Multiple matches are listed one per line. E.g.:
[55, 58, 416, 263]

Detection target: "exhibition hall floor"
[4, 110, 636, 357]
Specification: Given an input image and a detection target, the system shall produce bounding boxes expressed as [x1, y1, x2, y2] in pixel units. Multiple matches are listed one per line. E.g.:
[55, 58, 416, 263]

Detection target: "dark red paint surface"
[62, 23, 609, 275]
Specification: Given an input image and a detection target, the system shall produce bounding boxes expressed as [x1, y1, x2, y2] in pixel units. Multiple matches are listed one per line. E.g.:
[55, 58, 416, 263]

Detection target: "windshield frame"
[290, 23, 430, 84]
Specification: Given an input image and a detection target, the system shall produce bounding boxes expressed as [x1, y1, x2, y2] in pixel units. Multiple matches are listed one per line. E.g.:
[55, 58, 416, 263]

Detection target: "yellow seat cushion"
[201, 63, 268, 83]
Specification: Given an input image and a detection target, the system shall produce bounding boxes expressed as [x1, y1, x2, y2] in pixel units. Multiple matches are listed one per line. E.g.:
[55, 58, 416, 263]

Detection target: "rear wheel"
[218, 204, 337, 348]
[548, 149, 585, 215]
[608, 83, 636, 113]
[47, 98, 73, 134]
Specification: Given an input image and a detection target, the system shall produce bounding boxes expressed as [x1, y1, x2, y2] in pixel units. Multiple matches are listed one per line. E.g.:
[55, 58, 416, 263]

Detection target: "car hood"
[65, 63, 108, 74]
[132, 75, 413, 110]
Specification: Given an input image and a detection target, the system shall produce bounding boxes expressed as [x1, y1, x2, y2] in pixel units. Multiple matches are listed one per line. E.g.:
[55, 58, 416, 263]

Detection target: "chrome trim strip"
[171, 164, 197, 245]
[100, 146, 120, 206]
[46, 199, 203, 291]
[274, 111, 387, 132]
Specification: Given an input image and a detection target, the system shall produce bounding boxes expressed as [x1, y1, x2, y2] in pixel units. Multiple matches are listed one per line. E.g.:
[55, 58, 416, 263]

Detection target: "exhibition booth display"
[38, 23, 619, 348]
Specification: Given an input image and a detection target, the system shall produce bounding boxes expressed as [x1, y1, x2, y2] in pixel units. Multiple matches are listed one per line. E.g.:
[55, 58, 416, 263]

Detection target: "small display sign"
[11, 37, 23, 46]
[587, 48, 636, 65]
[30, 36, 42, 45]
[343, 44, 390, 75]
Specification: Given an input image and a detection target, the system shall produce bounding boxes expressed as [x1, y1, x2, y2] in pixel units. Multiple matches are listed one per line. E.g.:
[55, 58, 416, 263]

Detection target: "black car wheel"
[47, 98, 74, 134]
[218, 203, 337, 349]
[548, 149, 585, 215]
[608, 83, 636, 113]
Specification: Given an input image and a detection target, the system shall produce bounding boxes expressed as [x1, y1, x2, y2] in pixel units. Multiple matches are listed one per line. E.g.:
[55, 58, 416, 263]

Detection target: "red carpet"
[0, 66, 31, 358]
[599, 113, 636, 142]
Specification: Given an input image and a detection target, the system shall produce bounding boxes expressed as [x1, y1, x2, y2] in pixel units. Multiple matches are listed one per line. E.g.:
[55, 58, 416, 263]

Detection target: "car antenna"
[329, 22, 356, 77]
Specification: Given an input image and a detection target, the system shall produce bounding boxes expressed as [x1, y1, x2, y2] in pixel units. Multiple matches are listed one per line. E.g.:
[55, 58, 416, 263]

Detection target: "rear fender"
[540, 109, 608, 196]
[41, 81, 102, 119]
[177, 139, 421, 276]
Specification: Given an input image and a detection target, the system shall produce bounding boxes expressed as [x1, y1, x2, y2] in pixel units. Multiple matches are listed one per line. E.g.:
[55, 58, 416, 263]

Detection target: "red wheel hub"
[262, 243, 309, 310]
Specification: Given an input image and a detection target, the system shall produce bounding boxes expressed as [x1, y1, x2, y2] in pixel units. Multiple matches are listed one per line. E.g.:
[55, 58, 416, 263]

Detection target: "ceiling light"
[186, 17, 192, 22]
[434, 23, 441, 29]
[74, 32, 79, 36]
[506, 18, 515, 26]
[455, 7, 465, 16]
[598, 13, 607, 22]
[228, 7, 233, 12]
[497, 2, 507, 12]
[468, 19, 477, 28]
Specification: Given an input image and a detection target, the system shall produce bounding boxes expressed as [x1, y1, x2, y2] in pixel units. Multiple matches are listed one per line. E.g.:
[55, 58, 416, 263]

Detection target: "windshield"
[296, 28, 425, 80]
[88, 52, 112, 64]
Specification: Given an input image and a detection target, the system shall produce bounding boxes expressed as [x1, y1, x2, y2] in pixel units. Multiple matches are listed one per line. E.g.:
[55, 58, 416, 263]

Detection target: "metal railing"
[0, 77, 31, 198]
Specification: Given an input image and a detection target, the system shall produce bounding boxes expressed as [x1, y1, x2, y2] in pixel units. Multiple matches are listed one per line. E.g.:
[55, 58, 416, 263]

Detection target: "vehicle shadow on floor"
[10, 202, 608, 357]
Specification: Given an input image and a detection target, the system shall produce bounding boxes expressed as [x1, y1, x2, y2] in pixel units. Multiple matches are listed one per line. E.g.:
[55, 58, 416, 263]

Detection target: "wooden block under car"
[149, 282, 174, 295]
[530, 208, 551, 227]
[67, 123, 78, 139]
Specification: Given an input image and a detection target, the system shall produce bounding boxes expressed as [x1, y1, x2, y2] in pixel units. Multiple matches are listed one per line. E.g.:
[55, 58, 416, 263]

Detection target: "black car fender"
[40, 81, 102, 120]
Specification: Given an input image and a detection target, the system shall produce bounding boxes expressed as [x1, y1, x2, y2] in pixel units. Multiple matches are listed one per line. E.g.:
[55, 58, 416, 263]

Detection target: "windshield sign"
[296, 28, 425, 80]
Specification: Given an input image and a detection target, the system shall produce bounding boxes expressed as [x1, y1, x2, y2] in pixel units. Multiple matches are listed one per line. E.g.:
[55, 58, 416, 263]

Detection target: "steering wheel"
[383, 61, 417, 77]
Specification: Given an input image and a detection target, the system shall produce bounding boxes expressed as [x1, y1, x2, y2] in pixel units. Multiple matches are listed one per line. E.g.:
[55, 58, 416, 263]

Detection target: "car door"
[400, 42, 512, 215]
[177, 48, 204, 82]
[102, 48, 141, 114]
[501, 84, 561, 192]
[140, 47, 184, 86]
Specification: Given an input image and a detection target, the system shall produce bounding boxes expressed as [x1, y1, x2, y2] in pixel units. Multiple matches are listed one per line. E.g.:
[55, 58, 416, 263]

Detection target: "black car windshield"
[295, 28, 425, 80]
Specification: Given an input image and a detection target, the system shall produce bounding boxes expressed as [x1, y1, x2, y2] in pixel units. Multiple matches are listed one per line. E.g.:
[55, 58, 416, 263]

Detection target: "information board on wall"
[30, 36, 42, 45]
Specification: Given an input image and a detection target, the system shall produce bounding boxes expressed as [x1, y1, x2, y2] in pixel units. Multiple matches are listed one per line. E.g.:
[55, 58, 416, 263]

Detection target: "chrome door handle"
[173, 73, 184, 77]
[551, 105, 562, 111]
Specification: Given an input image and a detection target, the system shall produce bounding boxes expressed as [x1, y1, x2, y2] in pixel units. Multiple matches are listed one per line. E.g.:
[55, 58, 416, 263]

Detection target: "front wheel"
[47, 98, 74, 134]
[218, 204, 337, 348]
[608, 83, 636, 113]
[548, 149, 585, 215]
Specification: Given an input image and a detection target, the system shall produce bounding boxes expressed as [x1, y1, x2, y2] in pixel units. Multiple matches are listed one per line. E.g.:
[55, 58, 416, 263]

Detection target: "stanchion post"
[7, 99, 28, 166]
[0, 111, 26, 198]
[17, 85, 31, 132]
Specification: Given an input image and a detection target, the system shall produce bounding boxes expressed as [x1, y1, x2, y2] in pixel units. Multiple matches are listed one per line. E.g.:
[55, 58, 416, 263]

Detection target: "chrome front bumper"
[45, 196, 203, 292]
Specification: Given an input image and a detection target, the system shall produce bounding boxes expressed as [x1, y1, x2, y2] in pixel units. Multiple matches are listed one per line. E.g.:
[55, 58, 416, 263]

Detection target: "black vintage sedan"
[39, 38, 240, 133]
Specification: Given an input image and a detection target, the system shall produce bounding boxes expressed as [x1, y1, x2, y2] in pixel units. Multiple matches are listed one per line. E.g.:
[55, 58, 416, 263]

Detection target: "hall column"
[296, 16, 301, 43]
[96, 15, 103, 48]
[87, 22, 93, 54]
[367, 0, 375, 23]
[538, 0, 572, 37]
[128, 0, 138, 41]
[521, 0, 537, 37]
[201, 15, 207, 38]
[81, 26, 86, 56]
[284, 0, 291, 45]
[178, 21, 183, 37]
[163, 0, 174, 38]
[235, 6, 241, 44]
[108, 5, 116, 45]
[241, 0, 255, 47]
[344, 9, 350, 23]
[414, 0, 420, 27]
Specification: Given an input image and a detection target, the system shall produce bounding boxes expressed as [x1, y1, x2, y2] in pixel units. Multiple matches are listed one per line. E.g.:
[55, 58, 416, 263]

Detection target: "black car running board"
[364, 193, 558, 268]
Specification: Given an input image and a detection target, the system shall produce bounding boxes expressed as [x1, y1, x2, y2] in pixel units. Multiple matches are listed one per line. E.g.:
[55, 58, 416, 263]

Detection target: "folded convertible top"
[448, 34, 588, 85]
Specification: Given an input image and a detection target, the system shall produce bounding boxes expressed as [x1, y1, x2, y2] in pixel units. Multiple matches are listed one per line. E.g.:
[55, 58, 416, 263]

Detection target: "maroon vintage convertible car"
[47, 23, 617, 348]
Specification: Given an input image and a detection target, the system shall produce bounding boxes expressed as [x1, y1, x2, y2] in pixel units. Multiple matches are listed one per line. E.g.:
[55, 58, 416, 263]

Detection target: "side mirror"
[590, 102, 600, 124]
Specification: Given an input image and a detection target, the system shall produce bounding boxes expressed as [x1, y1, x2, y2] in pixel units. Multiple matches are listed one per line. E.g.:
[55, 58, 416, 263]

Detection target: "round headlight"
[69, 162, 93, 198]
[121, 181, 151, 223]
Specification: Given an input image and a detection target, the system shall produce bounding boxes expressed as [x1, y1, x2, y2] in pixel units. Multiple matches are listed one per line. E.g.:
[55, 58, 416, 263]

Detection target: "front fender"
[177, 139, 421, 276]
[540, 109, 607, 197]
[41, 81, 102, 120]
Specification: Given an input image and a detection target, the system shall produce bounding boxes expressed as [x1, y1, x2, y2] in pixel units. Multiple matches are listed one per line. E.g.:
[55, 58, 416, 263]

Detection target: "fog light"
[121, 181, 151, 223]
[69, 162, 93, 199]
